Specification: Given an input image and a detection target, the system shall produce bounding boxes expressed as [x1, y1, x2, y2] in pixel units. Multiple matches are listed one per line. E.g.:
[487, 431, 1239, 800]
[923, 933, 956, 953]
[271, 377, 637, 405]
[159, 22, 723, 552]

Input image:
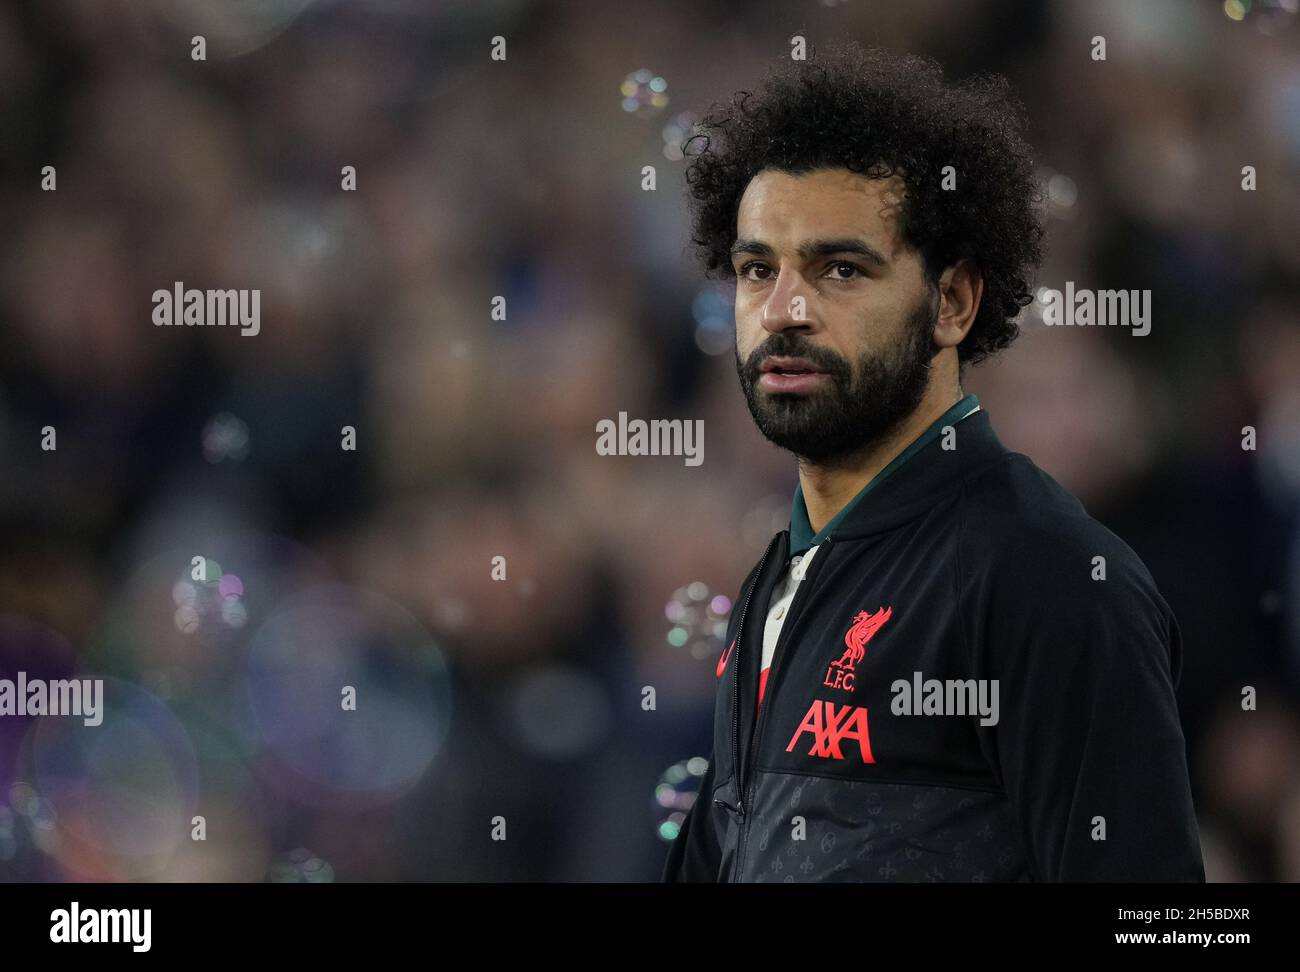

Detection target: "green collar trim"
[789, 393, 980, 554]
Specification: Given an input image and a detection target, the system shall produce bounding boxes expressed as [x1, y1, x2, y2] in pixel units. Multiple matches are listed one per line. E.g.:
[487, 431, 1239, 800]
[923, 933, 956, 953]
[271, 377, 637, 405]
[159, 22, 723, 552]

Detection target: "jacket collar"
[789, 393, 1003, 552]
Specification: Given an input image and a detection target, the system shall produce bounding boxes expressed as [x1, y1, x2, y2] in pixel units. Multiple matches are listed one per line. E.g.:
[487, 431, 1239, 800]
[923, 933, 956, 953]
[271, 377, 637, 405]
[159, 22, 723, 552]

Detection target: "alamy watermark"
[152, 281, 260, 336]
[891, 672, 999, 726]
[1039, 282, 1151, 336]
[50, 902, 151, 952]
[0, 673, 103, 726]
[595, 412, 703, 466]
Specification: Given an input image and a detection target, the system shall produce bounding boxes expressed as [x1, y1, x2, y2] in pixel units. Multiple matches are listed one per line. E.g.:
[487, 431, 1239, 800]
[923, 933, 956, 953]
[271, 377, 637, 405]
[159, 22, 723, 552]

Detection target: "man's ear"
[933, 258, 983, 350]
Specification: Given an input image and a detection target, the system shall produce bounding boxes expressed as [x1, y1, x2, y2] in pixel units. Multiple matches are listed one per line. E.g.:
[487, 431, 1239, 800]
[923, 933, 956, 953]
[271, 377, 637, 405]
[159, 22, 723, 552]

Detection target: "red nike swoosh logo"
[716, 639, 735, 678]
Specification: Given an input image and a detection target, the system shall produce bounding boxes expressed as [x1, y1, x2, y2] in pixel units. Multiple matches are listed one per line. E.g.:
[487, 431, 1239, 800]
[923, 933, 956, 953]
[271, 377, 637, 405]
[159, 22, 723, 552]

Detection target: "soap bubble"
[655, 757, 709, 841]
[621, 68, 669, 115]
[665, 583, 731, 660]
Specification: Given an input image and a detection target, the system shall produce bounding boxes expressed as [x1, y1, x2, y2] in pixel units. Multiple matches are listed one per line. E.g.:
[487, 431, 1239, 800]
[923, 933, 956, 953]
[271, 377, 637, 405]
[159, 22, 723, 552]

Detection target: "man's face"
[732, 168, 939, 464]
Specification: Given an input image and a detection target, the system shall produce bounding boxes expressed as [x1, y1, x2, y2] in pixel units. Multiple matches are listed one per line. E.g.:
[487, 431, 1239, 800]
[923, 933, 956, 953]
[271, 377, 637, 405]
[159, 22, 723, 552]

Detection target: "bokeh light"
[655, 756, 709, 841]
[665, 582, 731, 660]
[661, 111, 701, 161]
[202, 413, 251, 463]
[621, 68, 669, 114]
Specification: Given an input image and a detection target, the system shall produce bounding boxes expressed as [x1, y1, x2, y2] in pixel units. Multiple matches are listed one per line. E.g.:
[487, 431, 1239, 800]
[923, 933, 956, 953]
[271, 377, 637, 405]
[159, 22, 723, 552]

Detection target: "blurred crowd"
[0, 0, 1297, 881]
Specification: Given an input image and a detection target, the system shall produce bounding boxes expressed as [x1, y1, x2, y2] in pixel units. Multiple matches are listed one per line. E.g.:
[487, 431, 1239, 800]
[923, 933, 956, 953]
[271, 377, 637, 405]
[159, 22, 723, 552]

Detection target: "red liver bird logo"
[833, 606, 892, 671]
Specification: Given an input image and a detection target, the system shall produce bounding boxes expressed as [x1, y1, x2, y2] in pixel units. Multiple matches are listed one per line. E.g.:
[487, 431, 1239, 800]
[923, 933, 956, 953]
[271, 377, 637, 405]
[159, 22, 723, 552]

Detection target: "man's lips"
[757, 356, 831, 394]
[759, 356, 824, 375]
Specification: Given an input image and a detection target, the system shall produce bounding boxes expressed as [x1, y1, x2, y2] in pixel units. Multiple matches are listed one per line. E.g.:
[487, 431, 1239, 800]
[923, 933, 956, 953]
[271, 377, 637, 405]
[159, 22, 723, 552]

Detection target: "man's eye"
[826, 262, 863, 281]
[738, 261, 770, 281]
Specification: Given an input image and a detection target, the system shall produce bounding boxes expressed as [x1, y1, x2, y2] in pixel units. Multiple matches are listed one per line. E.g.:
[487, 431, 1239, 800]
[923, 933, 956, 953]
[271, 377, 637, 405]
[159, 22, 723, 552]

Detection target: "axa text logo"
[785, 700, 874, 763]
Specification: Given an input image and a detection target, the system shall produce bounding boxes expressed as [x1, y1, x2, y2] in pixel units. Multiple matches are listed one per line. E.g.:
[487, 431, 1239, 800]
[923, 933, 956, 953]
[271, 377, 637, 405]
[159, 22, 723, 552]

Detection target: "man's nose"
[761, 267, 816, 335]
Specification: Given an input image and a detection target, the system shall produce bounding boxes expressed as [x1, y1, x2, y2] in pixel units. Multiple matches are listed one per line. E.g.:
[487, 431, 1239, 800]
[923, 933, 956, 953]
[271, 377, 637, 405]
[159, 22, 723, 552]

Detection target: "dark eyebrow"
[729, 237, 888, 268]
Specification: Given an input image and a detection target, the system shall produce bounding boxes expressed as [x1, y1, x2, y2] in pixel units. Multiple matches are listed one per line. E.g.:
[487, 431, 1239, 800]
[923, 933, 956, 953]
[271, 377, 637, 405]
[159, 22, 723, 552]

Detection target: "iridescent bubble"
[27, 678, 199, 864]
[218, 574, 244, 600]
[666, 582, 733, 660]
[299, 854, 334, 883]
[0, 620, 80, 822]
[1047, 173, 1077, 210]
[27, 797, 57, 831]
[174, 605, 201, 634]
[172, 563, 247, 635]
[131, 0, 319, 58]
[504, 663, 612, 760]
[8, 782, 38, 817]
[694, 318, 733, 356]
[661, 111, 701, 161]
[0, 784, 56, 871]
[620, 68, 669, 115]
[242, 585, 452, 808]
[1036, 167, 1079, 221]
[202, 412, 250, 463]
[220, 599, 248, 628]
[268, 847, 335, 883]
[692, 288, 734, 356]
[6, 784, 62, 852]
[655, 757, 709, 841]
[106, 529, 334, 676]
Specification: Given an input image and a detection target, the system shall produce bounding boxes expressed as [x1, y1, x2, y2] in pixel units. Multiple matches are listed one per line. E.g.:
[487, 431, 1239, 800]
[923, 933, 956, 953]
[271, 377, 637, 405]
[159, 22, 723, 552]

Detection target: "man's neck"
[798, 387, 964, 536]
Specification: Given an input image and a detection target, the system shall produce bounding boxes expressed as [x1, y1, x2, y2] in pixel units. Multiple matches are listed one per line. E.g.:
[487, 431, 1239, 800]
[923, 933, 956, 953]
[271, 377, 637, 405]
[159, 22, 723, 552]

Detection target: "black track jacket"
[662, 406, 1205, 882]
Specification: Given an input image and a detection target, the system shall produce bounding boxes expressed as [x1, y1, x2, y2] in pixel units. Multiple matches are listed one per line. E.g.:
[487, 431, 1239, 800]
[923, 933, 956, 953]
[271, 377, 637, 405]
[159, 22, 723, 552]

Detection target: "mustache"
[740, 335, 852, 382]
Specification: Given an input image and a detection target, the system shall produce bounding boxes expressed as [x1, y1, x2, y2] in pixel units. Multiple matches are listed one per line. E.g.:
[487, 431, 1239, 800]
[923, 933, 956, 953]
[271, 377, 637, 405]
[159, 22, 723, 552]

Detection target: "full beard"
[736, 293, 938, 466]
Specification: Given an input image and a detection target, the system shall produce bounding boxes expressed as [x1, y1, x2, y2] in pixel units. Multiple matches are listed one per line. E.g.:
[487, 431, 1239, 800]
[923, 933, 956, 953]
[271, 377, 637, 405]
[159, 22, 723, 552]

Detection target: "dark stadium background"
[0, 0, 1297, 881]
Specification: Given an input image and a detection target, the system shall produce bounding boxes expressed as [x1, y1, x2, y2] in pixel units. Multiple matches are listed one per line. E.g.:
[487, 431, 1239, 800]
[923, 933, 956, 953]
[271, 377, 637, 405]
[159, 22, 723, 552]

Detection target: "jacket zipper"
[732, 536, 835, 881]
[714, 531, 781, 822]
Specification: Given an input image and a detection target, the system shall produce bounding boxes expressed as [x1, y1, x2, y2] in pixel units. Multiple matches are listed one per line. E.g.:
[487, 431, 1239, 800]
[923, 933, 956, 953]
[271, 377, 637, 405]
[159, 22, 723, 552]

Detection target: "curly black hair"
[684, 41, 1045, 366]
